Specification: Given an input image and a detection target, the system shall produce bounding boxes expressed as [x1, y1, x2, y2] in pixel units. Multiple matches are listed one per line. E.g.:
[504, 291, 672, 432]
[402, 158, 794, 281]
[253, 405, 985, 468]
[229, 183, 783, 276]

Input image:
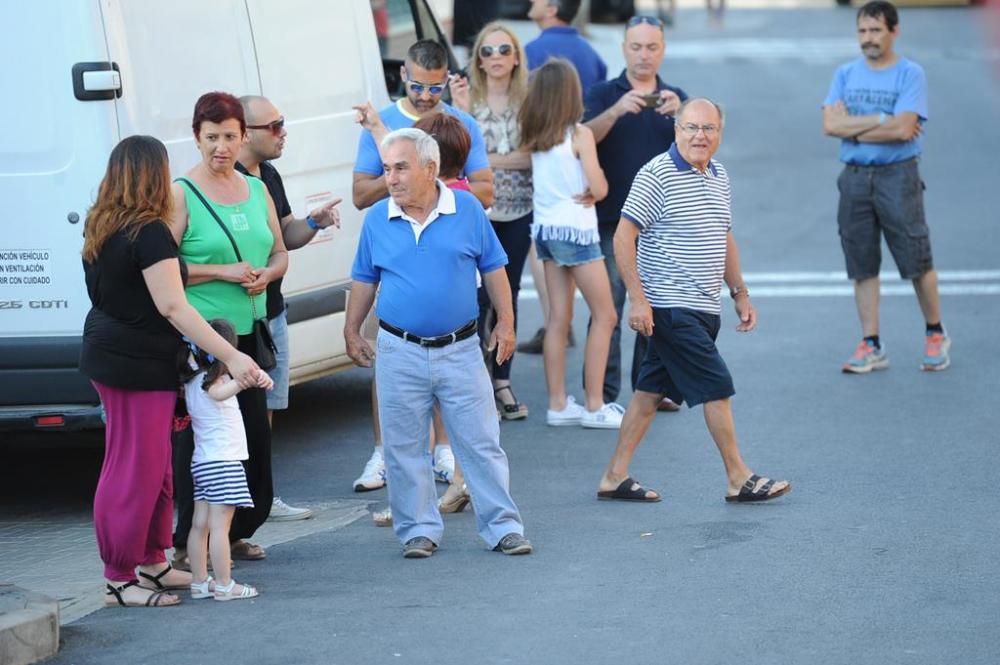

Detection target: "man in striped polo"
[596, 98, 792, 504]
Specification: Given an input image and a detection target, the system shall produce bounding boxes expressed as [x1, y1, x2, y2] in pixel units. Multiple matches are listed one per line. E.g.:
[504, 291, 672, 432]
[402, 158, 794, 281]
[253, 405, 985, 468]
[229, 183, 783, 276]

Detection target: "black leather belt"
[379, 320, 477, 348]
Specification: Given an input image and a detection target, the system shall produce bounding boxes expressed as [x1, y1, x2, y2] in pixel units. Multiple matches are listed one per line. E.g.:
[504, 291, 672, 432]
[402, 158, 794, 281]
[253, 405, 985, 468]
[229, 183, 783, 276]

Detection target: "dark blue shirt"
[583, 70, 688, 226]
[525, 26, 607, 95]
[351, 185, 508, 337]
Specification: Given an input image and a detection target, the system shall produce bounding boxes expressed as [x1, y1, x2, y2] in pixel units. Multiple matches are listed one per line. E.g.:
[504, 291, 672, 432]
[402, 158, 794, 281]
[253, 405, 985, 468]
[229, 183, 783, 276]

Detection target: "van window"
[0, 3, 82, 174]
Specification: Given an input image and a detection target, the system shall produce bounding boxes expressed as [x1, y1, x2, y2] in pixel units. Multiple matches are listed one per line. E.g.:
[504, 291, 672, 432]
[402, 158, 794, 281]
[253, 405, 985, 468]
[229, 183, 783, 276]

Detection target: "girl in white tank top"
[519, 59, 624, 430]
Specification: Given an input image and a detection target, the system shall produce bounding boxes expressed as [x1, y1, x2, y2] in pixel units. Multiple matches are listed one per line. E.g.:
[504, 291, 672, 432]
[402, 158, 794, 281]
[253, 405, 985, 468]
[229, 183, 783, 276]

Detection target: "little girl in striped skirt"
[182, 319, 271, 602]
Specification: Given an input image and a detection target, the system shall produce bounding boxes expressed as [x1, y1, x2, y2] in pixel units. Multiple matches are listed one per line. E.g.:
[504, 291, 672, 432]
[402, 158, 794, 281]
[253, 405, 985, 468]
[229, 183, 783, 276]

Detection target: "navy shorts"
[836, 157, 934, 280]
[634, 307, 735, 407]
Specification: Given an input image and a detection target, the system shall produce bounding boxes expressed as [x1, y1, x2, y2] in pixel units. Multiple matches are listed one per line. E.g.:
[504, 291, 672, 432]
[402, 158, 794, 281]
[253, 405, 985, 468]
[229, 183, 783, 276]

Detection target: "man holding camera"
[582, 15, 686, 410]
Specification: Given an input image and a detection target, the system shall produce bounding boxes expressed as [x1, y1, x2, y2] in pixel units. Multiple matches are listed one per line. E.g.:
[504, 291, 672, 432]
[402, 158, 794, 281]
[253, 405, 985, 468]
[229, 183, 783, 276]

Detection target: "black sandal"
[138, 563, 187, 591]
[494, 385, 528, 421]
[105, 580, 179, 607]
[725, 474, 792, 503]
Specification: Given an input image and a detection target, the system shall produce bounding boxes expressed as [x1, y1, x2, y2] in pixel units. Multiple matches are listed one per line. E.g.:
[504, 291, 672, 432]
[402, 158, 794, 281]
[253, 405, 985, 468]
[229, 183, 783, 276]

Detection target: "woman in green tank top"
[168, 92, 288, 570]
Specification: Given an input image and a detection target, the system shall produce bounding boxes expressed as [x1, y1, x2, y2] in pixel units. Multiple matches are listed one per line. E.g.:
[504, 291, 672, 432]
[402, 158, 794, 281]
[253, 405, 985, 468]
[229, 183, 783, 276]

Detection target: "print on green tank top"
[178, 175, 273, 335]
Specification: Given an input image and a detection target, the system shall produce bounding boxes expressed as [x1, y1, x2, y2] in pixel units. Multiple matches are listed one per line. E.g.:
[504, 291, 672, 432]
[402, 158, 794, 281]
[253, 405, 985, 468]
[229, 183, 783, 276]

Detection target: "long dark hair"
[82, 135, 172, 262]
[518, 59, 583, 153]
[178, 319, 238, 391]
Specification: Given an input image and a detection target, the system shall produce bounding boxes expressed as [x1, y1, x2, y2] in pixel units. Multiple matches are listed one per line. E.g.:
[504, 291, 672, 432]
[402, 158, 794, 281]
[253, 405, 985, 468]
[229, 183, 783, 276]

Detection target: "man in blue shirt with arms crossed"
[345, 128, 531, 558]
[823, 0, 950, 374]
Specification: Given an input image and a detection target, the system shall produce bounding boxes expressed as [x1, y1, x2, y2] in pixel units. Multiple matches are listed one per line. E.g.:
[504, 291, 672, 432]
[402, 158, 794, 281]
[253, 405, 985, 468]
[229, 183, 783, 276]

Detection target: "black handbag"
[176, 178, 277, 370]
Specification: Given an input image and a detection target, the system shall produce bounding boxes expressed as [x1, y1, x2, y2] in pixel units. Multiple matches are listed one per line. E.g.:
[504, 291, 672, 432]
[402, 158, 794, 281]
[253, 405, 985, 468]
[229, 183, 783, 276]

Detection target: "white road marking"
[517, 270, 1000, 299]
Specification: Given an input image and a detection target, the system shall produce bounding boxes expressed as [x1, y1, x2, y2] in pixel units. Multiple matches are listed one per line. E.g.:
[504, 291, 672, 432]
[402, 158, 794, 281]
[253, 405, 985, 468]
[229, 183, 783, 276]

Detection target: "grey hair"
[676, 97, 725, 128]
[381, 128, 440, 177]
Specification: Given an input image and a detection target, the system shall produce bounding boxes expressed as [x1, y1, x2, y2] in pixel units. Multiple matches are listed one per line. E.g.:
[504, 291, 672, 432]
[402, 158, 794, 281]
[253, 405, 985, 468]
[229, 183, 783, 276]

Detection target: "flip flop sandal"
[725, 474, 792, 503]
[597, 477, 662, 502]
[494, 385, 529, 421]
[138, 563, 188, 591]
[105, 580, 180, 608]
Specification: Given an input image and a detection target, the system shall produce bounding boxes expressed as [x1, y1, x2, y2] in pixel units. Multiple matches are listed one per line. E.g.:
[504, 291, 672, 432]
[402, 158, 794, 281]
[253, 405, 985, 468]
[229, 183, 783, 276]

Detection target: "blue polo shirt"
[525, 26, 607, 95]
[351, 184, 508, 337]
[354, 100, 490, 177]
[583, 70, 687, 226]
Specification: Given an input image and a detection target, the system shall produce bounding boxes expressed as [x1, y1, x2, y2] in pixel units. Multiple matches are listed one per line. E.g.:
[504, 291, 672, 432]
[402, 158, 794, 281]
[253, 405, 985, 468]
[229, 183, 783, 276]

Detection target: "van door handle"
[82, 70, 121, 92]
[72, 62, 122, 101]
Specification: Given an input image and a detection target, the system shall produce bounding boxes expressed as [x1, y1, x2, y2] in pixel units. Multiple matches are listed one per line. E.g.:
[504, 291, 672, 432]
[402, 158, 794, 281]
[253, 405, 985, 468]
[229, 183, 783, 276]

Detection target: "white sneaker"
[581, 402, 625, 429]
[546, 396, 587, 427]
[268, 497, 313, 521]
[432, 445, 455, 484]
[353, 447, 386, 492]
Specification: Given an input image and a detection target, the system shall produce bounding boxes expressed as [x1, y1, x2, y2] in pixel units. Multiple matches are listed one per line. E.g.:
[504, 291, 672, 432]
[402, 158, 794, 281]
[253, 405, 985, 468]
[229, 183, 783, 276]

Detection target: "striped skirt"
[191, 460, 254, 508]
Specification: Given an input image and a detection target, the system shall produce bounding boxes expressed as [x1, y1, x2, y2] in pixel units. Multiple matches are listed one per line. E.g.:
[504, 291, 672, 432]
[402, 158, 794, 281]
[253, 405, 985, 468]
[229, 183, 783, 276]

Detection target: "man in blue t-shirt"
[352, 39, 493, 210]
[822, 0, 950, 374]
[582, 15, 686, 410]
[525, 0, 606, 95]
[345, 128, 532, 558]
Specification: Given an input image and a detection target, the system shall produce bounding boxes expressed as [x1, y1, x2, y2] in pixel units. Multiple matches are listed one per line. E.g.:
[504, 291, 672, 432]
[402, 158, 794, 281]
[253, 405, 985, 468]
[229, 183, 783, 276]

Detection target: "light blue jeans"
[375, 328, 524, 548]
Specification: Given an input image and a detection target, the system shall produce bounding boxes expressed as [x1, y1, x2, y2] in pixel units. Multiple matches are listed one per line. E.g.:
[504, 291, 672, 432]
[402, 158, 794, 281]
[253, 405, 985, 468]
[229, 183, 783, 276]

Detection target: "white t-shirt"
[184, 371, 249, 463]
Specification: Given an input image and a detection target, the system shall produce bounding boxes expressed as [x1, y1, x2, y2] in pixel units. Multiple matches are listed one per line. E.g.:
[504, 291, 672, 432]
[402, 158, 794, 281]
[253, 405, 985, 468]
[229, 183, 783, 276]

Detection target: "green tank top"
[178, 175, 273, 335]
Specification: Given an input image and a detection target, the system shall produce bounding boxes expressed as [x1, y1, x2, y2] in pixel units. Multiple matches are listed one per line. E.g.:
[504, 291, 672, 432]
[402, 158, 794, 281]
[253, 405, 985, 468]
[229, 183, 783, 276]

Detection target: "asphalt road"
[5, 6, 1000, 664]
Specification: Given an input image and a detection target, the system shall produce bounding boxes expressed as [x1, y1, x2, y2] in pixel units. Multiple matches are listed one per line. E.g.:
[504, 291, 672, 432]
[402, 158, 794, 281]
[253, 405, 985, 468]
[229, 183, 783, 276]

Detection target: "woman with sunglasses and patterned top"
[450, 22, 533, 420]
[168, 91, 288, 563]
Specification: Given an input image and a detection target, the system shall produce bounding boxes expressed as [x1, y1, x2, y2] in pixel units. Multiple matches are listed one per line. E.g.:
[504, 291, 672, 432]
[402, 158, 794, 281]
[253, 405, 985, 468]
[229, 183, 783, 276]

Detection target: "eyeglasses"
[405, 72, 447, 96]
[479, 43, 514, 58]
[246, 116, 285, 135]
[627, 15, 664, 28]
[678, 123, 720, 136]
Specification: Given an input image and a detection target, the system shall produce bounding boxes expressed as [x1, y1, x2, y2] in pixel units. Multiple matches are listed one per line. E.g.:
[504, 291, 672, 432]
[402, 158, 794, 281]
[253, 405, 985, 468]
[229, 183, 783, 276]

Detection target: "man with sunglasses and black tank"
[582, 15, 686, 413]
[237, 95, 341, 519]
[352, 40, 493, 210]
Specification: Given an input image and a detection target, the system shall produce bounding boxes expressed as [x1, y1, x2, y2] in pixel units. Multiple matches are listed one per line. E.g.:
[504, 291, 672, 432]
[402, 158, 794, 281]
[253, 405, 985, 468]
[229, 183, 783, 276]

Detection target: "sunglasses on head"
[627, 15, 664, 28]
[246, 116, 285, 135]
[479, 43, 514, 58]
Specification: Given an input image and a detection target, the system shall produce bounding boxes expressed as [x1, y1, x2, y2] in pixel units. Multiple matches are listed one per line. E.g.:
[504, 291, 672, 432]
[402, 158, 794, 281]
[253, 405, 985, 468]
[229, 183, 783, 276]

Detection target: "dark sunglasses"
[479, 43, 514, 58]
[246, 116, 285, 135]
[627, 15, 664, 28]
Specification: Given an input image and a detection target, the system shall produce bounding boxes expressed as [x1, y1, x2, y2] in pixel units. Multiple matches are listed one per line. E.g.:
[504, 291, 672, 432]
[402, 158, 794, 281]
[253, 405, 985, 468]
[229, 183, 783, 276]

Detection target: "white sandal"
[190, 576, 215, 600]
[214, 578, 258, 602]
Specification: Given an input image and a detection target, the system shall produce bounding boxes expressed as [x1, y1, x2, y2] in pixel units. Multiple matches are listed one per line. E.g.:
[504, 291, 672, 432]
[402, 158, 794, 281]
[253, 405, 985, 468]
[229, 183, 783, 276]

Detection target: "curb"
[0, 585, 59, 665]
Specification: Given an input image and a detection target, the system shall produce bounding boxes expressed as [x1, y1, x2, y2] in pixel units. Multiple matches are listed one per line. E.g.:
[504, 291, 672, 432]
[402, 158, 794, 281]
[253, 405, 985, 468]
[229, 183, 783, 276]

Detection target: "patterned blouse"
[472, 102, 533, 222]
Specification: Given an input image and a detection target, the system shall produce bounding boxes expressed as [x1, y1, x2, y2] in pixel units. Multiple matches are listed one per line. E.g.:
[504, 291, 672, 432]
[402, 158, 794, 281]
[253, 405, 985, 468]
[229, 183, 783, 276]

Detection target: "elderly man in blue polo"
[345, 127, 532, 558]
[596, 98, 792, 505]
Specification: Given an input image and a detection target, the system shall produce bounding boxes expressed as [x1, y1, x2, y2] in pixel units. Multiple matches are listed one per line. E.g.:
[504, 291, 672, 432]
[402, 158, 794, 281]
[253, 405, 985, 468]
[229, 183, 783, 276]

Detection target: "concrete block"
[0, 585, 59, 665]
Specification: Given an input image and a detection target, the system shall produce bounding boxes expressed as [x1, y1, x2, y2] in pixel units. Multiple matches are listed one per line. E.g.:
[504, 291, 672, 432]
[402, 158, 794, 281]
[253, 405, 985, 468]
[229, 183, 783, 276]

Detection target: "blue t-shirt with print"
[354, 100, 490, 177]
[824, 56, 927, 166]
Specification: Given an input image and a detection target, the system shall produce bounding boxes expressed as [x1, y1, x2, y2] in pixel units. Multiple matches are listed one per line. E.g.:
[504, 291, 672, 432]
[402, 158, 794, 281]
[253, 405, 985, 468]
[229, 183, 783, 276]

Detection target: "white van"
[0, 0, 457, 432]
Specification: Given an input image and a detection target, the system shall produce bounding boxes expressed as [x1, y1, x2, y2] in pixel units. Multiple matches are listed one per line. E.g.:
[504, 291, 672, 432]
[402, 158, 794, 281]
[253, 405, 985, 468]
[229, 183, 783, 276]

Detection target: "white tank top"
[185, 371, 249, 463]
[531, 127, 599, 245]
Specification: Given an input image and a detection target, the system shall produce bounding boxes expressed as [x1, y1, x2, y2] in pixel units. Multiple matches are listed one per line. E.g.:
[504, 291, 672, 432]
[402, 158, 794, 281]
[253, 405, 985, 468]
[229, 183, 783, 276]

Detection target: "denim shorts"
[266, 310, 290, 410]
[534, 234, 603, 267]
[634, 307, 735, 407]
[836, 157, 934, 280]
